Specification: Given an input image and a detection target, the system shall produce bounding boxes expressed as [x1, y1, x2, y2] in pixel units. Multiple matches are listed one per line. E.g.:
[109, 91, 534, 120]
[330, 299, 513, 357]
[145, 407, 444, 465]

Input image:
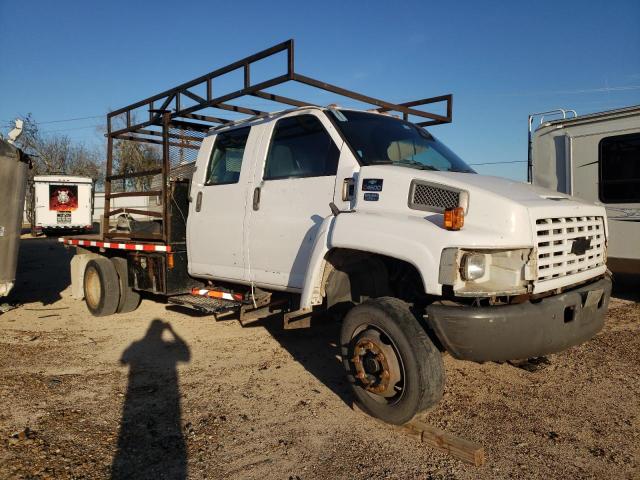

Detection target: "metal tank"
[0, 139, 30, 297]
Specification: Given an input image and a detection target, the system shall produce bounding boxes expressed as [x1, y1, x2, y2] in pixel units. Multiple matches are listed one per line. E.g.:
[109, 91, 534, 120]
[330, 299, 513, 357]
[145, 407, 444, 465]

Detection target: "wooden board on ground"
[403, 419, 485, 466]
[354, 404, 485, 466]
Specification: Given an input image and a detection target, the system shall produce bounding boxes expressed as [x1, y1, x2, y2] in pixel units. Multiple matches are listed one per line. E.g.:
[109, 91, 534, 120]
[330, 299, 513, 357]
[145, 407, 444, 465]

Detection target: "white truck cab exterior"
[187, 107, 609, 306]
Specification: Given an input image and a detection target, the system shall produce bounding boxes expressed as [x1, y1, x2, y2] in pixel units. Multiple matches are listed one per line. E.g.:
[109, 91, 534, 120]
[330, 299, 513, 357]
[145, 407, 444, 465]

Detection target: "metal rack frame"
[103, 39, 453, 242]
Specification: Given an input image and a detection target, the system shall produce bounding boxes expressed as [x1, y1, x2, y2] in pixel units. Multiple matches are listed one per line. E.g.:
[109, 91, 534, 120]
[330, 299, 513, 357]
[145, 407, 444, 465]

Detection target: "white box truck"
[61, 41, 612, 425]
[33, 175, 93, 234]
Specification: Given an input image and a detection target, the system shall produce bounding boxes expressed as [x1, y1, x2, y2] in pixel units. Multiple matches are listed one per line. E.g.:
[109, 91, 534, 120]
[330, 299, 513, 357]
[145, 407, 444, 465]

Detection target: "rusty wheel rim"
[350, 327, 404, 402]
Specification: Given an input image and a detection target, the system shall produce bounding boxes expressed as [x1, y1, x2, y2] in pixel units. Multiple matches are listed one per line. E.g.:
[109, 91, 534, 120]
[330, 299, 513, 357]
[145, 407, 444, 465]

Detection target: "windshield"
[329, 110, 475, 173]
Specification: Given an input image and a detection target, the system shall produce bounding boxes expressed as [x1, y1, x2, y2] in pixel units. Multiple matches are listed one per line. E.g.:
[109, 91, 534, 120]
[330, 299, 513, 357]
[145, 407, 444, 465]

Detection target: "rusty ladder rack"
[103, 39, 453, 243]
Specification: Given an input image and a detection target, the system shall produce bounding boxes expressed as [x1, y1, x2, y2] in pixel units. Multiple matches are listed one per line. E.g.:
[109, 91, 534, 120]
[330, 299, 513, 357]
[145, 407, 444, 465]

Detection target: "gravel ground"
[0, 237, 638, 479]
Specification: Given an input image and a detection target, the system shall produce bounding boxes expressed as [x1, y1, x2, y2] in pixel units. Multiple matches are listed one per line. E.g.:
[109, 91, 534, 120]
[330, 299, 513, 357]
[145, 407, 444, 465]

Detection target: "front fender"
[299, 212, 441, 309]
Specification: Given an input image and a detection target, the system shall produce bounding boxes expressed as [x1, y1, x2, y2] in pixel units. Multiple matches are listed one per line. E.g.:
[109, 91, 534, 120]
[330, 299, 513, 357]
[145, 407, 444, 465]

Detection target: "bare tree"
[5, 114, 104, 179]
[105, 112, 162, 192]
[113, 139, 161, 192]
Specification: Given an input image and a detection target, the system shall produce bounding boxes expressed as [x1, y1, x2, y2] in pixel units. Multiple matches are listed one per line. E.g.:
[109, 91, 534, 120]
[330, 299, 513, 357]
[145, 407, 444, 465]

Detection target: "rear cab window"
[264, 115, 339, 180]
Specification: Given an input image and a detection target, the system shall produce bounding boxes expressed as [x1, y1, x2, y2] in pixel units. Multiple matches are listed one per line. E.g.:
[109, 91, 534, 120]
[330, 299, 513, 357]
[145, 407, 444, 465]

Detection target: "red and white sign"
[50, 184, 78, 211]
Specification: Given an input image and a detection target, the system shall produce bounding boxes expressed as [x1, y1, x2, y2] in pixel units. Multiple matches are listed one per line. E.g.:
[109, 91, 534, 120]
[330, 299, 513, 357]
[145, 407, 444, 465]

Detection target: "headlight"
[439, 247, 534, 297]
[461, 253, 485, 280]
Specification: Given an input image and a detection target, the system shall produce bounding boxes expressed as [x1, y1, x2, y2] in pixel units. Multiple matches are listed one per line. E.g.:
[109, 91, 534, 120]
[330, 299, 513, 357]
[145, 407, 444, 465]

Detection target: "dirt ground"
[0, 237, 638, 479]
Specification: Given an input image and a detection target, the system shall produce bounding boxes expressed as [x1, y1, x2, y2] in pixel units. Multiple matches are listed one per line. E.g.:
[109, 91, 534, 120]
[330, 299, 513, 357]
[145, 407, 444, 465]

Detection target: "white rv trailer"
[32, 175, 94, 234]
[529, 105, 640, 274]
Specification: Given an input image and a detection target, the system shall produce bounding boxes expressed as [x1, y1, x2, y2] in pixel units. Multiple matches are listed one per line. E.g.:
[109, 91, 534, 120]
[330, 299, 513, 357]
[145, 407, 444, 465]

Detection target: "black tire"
[83, 257, 120, 317]
[111, 257, 141, 314]
[340, 297, 444, 425]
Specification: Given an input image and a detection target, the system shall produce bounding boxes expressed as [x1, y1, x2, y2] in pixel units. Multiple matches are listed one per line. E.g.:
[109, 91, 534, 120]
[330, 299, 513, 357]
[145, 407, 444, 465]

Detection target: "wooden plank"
[353, 405, 485, 466]
[406, 419, 485, 467]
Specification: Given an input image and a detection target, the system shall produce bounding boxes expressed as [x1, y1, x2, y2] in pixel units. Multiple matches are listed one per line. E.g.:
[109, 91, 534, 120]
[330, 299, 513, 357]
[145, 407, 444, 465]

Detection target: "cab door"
[246, 112, 343, 290]
[187, 126, 254, 281]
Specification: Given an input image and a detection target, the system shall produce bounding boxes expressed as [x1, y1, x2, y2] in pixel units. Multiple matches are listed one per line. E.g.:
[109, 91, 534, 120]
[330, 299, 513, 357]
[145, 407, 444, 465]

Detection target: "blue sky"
[1, 0, 639, 180]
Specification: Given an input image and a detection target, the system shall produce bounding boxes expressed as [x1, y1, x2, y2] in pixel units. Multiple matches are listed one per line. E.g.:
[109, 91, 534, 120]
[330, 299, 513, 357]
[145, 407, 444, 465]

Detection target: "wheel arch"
[322, 248, 428, 307]
[298, 213, 441, 310]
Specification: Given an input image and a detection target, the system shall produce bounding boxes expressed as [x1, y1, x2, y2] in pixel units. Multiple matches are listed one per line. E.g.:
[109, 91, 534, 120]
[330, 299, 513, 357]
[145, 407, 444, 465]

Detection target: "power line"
[2, 114, 104, 125]
[37, 115, 104, 124]
[468, 160, 527, 166]
[41, 124, 104, 133]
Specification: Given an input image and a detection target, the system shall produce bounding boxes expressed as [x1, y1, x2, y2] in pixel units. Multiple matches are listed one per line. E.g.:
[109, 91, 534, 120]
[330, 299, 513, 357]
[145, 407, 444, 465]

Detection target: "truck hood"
[353, 164, 607, 248]
[356, 164, 598, 212]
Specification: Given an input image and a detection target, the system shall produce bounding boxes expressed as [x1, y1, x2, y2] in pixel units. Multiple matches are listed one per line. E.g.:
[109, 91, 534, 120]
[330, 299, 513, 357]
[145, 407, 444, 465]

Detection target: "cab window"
[264, 115, 339, 180]
[205, 127, 250, 185]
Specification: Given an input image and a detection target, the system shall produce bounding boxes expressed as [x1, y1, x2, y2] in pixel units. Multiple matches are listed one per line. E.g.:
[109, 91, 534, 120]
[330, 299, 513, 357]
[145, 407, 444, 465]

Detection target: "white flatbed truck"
[61, 40, 612, 425]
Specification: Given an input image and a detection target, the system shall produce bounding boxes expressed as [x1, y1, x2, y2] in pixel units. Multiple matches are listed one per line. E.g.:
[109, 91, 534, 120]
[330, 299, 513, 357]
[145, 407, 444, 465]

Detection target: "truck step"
[239, 292, 290, 326]
[168, 293, 241, 314]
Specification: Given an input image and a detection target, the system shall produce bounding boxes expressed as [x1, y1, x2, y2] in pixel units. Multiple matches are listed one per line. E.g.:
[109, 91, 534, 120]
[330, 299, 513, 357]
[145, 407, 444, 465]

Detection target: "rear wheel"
[111, 257, 141, 314]
[84, 258, 120, 317]
[340, 297, 444, 425]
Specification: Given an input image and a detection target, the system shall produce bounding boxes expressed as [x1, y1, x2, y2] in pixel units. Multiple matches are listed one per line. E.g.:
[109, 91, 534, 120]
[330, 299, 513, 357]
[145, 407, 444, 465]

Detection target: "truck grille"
[535, 216, 606, 282]
[409, 182, 460, 212]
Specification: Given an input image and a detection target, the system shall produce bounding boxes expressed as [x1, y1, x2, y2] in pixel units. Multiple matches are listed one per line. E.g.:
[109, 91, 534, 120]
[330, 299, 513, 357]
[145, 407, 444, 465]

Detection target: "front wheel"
[340, 297, 444, 425]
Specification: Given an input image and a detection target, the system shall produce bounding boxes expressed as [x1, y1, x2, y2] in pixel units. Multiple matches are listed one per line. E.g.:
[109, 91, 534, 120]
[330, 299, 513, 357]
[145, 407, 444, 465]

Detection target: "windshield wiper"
[395, 159, 438, 171]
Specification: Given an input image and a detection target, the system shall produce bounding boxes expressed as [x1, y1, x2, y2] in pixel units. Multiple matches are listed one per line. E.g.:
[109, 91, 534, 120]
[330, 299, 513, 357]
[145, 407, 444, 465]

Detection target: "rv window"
[599, 132, 640, 203]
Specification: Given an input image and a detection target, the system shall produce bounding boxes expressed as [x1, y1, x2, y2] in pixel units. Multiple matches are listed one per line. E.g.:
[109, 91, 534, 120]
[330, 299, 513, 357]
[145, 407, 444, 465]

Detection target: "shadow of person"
[111, 319, 191, 480]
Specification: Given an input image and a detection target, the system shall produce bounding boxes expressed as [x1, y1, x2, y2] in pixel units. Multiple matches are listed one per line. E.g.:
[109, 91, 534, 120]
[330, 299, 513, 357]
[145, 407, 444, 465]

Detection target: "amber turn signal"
[444, 207, 464, 230]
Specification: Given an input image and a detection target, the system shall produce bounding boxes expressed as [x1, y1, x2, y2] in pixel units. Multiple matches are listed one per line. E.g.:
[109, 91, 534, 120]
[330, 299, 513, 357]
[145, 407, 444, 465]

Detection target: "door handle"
[342, 177, 355, 201]
[252, 187, 261, 211]
[195, 191, 202, 212]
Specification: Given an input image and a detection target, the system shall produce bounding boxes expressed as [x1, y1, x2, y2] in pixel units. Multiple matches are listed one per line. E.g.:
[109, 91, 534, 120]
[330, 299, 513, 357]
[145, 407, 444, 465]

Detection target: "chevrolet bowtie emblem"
[570, 237, 591, 256]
